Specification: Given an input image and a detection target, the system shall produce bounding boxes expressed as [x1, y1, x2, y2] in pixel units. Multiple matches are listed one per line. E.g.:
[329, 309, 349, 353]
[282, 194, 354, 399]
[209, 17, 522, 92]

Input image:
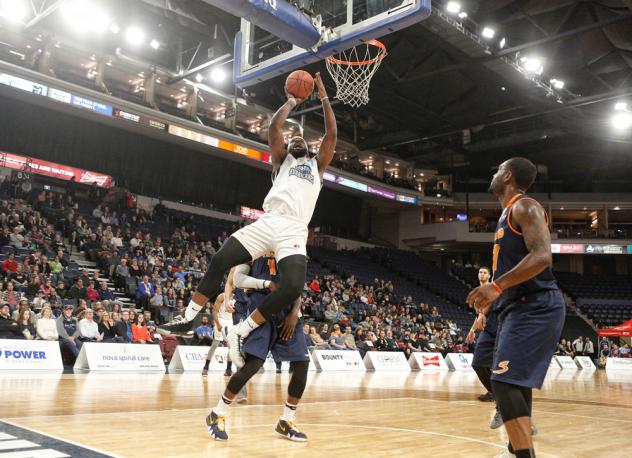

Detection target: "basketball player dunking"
[158, 72, 336, 362]
[207, 254, 311, 441]
[467, 157, 564, 458]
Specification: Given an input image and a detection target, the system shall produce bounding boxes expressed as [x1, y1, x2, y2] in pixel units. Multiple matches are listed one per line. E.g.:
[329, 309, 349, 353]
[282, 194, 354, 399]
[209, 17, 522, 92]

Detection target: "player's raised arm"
[314, 72, 337, 177]
[269, 93, 308, 170]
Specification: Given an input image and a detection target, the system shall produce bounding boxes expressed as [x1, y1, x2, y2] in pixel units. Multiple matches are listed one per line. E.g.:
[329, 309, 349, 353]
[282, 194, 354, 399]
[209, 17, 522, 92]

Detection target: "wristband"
[263, 280, 271, 289]
[491, 281, 503, 294]
[320, 97, 329, 102]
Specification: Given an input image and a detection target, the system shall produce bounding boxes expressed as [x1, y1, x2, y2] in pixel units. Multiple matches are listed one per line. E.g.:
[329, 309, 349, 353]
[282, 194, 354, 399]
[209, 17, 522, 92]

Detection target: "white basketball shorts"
[232, 213, 308, 262]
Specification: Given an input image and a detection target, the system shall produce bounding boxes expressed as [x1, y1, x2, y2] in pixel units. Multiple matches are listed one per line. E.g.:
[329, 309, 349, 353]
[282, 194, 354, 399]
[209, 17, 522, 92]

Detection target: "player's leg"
[492, 380, 534, 457]
[271, 316, 311, 441]
[202, 337, 221, 377]
[228, 255, 306, 364]
[275, 360, 309, 442]
[206, 354, 265, 441]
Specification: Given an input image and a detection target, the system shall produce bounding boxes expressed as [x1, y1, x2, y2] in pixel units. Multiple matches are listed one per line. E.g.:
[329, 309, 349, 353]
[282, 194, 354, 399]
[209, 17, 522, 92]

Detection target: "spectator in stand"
[2, 281, 22, 309]
[36, 306, 59, 341]
[319, 323, 330, 341]
[32, 291, 47, 312]
[611, 345, 620, 358]
[0, 303, 21, 338]
[309, 278, 321, 293]
[329, 324, 346, 350]
[193, 315, 213, 346]
[70, 278, 86, 300]
[113, 309, 132, 342]
[136, 275, 154, 310]
[578, 336, 591, 359]
[375, 330, 388, 351]
[149, 286, 166, 324]
[132, 314, 153, 344]
[12, 302, 35, 324]
[115, 259, 130, 291]
[2, 252, 18, 274]
[309, 326, 330, 349]
[556, 339, 572, 356]
[98, 311, 125, 343]
[343, 325, 357, 351]
[16, 308, 35, 340]
[619, 343, 630, 357]
[324, 304, 336, 322]
[572, 336, 584, 356]
[78, 309, 102, 342]
[98, 281, 115, 302]
[56, 304, 82, 358]
[86, 281, 100, 302]
[9, 226, 24, 248]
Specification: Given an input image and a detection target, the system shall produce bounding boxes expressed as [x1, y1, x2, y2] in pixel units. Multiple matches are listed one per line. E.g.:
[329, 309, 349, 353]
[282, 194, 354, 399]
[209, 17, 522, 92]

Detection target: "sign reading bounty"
[312, 349, 364, 371]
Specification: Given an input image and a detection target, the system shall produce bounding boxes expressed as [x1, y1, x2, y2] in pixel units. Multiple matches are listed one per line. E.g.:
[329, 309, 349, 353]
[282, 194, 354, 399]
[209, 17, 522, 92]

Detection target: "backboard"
[233, 0, 432, 87]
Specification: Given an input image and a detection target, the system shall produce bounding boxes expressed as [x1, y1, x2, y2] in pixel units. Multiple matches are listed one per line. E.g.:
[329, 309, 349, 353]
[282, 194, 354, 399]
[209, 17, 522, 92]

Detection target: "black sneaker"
[206, 411, 228, 441]
[478, 392, 495, 402]
[275, 419, 307, 442]
[156, 316, 193, 336]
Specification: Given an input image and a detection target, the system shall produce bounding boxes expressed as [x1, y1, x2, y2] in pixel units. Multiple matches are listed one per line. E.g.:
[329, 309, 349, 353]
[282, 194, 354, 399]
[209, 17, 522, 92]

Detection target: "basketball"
[285, 70, 314, 100]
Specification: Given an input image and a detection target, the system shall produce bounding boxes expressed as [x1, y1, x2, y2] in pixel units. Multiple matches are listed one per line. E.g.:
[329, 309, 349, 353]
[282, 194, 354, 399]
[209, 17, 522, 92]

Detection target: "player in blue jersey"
[467, 157, 564, 458]
[466, 267, 496, 403]
[206, 255, 310, 442]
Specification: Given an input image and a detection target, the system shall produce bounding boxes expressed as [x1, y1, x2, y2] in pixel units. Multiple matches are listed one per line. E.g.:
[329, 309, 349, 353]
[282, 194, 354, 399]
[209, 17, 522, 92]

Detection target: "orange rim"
[326, 39, 387, 67]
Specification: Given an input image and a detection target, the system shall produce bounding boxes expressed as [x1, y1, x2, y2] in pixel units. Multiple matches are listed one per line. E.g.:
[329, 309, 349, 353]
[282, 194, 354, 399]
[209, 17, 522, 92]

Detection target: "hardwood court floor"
[1, 369, 630, 457]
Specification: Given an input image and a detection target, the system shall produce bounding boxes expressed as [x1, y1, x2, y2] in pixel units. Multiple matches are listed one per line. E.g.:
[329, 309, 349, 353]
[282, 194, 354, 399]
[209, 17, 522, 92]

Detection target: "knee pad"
[226, 355, 264, 395]
[288, 361, 309, 399]
[491, 380, 530, 422]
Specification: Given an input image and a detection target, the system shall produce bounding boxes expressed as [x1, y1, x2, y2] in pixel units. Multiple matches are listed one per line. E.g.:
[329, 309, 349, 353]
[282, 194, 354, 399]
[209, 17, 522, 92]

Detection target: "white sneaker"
[227, 326, 245, 368]
[489, 409, 503, 429]
[493, 450, 513, 458]
[235, 386, 248, 403]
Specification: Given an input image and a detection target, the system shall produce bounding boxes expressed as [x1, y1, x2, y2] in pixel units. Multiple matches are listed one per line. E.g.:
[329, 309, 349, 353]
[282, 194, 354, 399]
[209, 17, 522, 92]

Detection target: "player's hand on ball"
[467, 283, 500, 313]
[279, 311, 299, 341]
[314, 72, 328, 100]
[285, 89, 307, 106]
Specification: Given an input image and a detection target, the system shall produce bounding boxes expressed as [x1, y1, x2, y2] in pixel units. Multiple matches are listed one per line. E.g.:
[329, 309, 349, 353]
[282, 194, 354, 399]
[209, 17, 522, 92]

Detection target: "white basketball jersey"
[218, 299, 233, 321]
[263, 155, 322, 225]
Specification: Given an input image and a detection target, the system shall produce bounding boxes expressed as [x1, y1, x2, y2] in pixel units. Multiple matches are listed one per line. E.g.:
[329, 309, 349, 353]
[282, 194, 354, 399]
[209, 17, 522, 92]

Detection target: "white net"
[325, 40, 387, 108]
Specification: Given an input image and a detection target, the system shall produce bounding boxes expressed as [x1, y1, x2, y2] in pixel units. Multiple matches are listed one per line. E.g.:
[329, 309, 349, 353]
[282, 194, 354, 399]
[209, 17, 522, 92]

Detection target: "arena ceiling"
[3, 0, 632, 192]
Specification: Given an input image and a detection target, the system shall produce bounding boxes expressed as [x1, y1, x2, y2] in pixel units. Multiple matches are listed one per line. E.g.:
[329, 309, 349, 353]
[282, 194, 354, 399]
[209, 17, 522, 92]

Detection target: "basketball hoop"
[325, 39, 387, 108]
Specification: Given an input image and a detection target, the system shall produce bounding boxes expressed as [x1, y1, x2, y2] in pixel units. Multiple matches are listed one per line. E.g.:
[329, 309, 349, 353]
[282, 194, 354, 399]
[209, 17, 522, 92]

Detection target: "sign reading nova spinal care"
[312, 349, 364, 371]
[574, 356, 596, 370]
[445, 353, 474, 371]
[555, 355, 578, 370]
[74, 343, 165, 372]
[363, 351, 410, 371]
[168, 346, 228, 372]
[408, 352, 449, 371]
[0, 339, 63, 371]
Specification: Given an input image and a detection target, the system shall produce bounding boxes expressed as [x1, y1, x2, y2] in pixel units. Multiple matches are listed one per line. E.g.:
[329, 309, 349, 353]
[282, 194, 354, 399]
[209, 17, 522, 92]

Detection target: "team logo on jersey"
[493, 360, 510, 374]
[289, 163, 315, 184]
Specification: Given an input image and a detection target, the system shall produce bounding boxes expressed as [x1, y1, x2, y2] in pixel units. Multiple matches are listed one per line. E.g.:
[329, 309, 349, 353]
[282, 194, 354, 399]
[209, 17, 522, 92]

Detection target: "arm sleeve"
[233, 264, 268, 290]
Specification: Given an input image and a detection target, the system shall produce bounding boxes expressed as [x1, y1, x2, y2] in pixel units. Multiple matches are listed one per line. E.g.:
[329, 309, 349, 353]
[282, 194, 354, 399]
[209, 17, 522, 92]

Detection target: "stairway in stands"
[69, 252, 134, 309]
